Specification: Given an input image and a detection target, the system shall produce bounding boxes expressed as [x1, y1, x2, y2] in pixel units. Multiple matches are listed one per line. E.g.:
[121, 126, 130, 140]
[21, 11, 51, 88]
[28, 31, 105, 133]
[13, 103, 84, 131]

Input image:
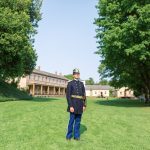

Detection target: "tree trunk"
[144, 88, 149, 104]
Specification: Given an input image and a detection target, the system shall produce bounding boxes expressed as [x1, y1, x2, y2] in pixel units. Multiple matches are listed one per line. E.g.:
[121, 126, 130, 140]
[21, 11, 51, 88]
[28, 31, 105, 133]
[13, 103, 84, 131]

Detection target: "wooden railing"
[27, 79, 67, 87]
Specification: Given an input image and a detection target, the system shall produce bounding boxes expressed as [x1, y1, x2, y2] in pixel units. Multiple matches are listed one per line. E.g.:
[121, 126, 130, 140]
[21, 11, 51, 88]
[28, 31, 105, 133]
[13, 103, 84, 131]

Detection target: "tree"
[95, 0, 150, 102]
[64, 74, 73, 80]
[99, 79, 109, 85]
[0, 0, 42, 81]
[85, 77, 95, 85]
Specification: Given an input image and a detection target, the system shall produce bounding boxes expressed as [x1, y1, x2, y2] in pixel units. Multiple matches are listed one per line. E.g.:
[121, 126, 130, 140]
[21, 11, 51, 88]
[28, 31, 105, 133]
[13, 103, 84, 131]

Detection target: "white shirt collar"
[74, 78, 80, 81]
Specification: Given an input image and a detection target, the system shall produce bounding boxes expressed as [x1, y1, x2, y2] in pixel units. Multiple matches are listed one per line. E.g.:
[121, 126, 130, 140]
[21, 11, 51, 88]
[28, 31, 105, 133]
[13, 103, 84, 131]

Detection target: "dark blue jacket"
[66, 79, 87, 114]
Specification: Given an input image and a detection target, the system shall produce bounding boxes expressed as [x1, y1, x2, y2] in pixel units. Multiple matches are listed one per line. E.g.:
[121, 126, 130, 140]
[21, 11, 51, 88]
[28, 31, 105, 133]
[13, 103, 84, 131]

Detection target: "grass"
[0, 81, 32, 101]
[0, 97, 150, 150]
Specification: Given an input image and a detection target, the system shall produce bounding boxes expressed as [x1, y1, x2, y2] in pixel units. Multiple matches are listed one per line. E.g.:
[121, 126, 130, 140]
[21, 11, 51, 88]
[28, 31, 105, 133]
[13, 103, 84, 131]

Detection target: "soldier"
[66, 68, 87, 141]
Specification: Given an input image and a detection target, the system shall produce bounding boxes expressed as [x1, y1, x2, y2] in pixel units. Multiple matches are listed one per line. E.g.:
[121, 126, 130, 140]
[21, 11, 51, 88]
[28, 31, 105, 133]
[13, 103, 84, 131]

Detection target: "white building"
[85, 85, 134, 98]
[115, 87, 134, 98]
[85, 85, 112, 97]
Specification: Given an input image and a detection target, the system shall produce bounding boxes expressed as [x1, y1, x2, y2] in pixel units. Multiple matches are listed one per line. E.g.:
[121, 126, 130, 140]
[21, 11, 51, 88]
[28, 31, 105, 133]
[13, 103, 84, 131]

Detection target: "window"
[36, 75, 38, 80]
[47, 77, 49, 82]
[34, 75, 36, 80]
[31, 75, 34, 79]
[39, 76, 42, 81]
[129, 91, 131, 94]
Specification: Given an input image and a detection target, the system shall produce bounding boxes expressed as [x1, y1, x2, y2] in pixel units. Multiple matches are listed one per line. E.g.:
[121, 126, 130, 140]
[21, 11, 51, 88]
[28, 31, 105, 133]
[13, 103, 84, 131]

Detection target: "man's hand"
[83, 106, 86, 111]
[70, 107, 74, 113]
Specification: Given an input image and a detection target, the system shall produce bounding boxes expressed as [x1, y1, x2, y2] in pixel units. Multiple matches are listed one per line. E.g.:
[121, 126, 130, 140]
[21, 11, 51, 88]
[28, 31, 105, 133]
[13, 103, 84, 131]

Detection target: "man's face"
[73, 73, 80, 79]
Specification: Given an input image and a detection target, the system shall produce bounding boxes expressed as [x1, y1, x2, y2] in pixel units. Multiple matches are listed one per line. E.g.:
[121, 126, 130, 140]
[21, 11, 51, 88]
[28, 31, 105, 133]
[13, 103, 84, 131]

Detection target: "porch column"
[58, 87, 60, 95]
[47, 86, 50, 95]
[63, 88, 66, 95]
[41, 85, 43, 95]
[32, 83, 35, 96]
[53, 87, 56, 95]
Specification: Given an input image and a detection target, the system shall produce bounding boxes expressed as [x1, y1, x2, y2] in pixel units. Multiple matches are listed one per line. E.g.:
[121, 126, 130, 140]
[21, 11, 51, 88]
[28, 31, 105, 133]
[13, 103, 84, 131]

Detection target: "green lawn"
[0, 97, 150, 150]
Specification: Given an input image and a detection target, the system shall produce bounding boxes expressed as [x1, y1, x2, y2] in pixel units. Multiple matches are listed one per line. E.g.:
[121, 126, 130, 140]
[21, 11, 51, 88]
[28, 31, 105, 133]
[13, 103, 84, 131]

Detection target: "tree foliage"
[99, 79, 109, 85]
[0, 0, 42, 80]
[95, 0, 150, 101]
[85, 77, 95, 85]
[64, 74, 73, 80]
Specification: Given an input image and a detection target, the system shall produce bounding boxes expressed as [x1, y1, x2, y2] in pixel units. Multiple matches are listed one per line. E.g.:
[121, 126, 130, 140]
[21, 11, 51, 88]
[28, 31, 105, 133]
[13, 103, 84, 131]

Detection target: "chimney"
[55, 71, 57, 75]
[59, 72, 62, 76]
[37, 66, 41, 70]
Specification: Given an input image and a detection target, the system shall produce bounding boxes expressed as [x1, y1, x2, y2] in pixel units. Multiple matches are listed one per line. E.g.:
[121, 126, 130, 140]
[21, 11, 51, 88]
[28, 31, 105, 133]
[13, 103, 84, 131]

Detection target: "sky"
[34, 0, 100, 82]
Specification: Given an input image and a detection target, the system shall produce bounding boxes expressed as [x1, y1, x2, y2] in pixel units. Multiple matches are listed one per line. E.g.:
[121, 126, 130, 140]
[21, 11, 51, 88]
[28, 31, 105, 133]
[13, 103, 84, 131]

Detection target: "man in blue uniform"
[66, 68, 87, 141]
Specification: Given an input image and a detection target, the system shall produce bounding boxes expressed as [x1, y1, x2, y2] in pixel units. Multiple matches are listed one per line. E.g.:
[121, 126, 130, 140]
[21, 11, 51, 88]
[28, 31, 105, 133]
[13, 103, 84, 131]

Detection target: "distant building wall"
[86, 89, 109, 97]
[116, 87, 134, 98]
[18, 69, 69, 97]
[85, 85, 134, 98]
[85, 85, 112, 97]
[18, 77, 27, 89]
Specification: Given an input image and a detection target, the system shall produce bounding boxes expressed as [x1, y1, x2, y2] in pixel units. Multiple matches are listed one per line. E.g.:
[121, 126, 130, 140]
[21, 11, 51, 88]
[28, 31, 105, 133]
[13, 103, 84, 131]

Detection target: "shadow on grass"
[95, 99, 149, 107]
[80, 124, 87, 135]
